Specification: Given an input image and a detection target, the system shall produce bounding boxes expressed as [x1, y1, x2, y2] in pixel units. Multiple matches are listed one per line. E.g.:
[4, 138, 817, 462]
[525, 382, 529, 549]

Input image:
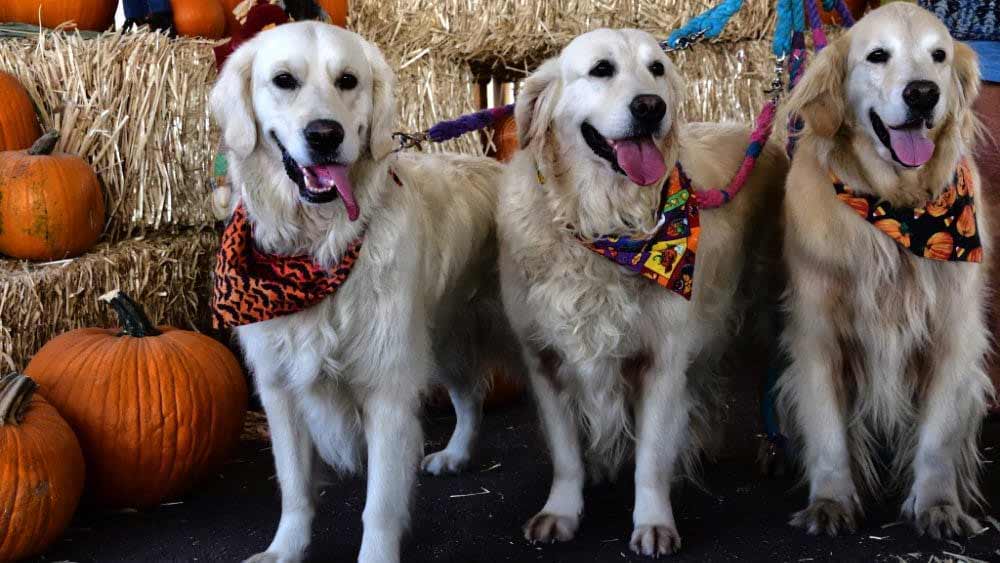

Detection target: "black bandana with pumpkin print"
[832, 159, 983, 263]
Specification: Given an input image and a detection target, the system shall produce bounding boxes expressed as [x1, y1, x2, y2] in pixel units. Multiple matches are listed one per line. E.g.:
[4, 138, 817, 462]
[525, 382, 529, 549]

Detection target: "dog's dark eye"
[866, 49, 890, 64]
[336, 73, 358, 90]
[648, 61, 665, 77]
[932, 49, 946, 63]
[589, 60, 616, 78]
[273, 72, 299, 90]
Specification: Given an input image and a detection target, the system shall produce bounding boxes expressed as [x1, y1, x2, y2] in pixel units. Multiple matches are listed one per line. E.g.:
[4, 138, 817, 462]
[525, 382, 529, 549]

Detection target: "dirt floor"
[32, 397, 1000, 563]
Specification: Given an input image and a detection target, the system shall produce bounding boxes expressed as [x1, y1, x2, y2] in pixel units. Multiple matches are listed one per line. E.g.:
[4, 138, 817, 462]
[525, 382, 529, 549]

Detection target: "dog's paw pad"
[629, 524, 681, 557]
[790, 498, 858, 536]
[421, 450, 470, 475]
[913, 504, 982, 540]
[523, 512, 578, 544]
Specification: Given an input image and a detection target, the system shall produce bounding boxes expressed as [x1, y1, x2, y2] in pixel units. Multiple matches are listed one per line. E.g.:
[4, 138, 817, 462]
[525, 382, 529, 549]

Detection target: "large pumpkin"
[317, 0, 349, 26]
[173, 0, 227, 39]
[4, 0, 118, 31]
[493, 112, 518, 163]
[0, 373, 85, 561]
[0, 72, 42, 152]
[220, 0, 242, 35]
[25, 291, 248, 508]
[0, 132, 105, 261]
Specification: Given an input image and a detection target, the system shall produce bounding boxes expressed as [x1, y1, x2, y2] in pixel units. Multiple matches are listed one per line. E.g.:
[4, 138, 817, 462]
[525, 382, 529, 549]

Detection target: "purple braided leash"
[834, 0, 856, 26]
[804, 0, 828, 50]
[426, 104, 514, 143]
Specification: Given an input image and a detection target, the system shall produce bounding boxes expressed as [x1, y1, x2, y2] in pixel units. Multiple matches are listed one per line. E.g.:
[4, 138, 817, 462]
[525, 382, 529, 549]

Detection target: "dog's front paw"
[523, 511, 579, 544]
[421, 449, 470, 475]
[911, 504, 982, 540]
[629, 524, 681, 557]
[790, 498, 858, 536]
[243, 552, 300, 563]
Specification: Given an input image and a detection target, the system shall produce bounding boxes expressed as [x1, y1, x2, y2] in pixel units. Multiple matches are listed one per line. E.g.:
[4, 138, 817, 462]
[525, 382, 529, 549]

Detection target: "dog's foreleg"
[247, 382, 317, 563]
[422, 382, 484, 475]
[523, 354, 584, 544]
[903, 300, 990, 539]
[629, 349, 690, 557]
[357, 391, 423, 563]
[782, 282, 860, 536]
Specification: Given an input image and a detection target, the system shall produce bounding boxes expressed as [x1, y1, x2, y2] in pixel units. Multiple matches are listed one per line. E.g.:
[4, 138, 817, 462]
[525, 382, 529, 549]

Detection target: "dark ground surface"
[32, 396, 1000, 563]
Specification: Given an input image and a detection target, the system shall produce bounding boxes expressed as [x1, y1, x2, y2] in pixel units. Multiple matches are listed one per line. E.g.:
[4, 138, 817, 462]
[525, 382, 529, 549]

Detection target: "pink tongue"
[887, 127, 935, 167]
[612, 138, 667, 186]
[311, 164, 359, 221]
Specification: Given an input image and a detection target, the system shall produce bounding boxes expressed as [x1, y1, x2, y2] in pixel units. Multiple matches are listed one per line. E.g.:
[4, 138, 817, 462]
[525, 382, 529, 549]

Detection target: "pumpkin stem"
[27, 131, 60, 156]
[0, 373, 37, 426]
[99, 289, 162, 338]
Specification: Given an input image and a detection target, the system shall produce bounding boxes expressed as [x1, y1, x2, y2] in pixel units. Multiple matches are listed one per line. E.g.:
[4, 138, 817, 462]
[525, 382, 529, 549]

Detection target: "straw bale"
[0, 29, 219, 239]
[354, 0, 775, 74]
[0, 228, 220, 371]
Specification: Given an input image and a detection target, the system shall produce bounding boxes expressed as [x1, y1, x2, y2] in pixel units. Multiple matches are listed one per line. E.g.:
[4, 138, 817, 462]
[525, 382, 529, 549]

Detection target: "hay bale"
[0, 30, 219, 239]
[0, 229, 220, 371]
[355, 0, 775, 74]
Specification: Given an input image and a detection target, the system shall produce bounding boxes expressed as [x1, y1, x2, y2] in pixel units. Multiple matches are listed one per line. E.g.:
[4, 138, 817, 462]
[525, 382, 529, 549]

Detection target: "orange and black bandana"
[833, 160, 982, 263]
[211, 204, 364, 329]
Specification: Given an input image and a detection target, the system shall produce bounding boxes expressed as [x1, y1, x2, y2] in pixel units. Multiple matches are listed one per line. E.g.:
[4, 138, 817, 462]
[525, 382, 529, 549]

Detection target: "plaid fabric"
[918, 0, 1000, 40]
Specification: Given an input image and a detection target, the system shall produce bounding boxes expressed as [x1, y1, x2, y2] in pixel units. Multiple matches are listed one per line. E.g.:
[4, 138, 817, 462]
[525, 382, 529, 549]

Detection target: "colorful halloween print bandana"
[832, 159, 982, 263]
[211, 204, 365, 328]
[542, 163, 700, 300]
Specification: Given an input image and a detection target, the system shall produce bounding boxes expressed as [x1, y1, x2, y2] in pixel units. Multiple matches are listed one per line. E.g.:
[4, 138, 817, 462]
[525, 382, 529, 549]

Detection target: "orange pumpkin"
[924, 232, 955, 260]
[493, 112, 518, 163]
[316, 0, 349, 27]
[4, 0, 118, 31]
[0, 373, 85, 561]
[957, 204, 977, 237]
[25, 291, 248, 508]
[837, 193, 869, 218]
[173, 0, 227, 39]
[968, 247, 983, 262]
[0, 132, 105, 261]
[874, 218, 910, 247]
[220, 0, 242, 35]
[926, 186, 957, 217]
[0, 72, 42, 151]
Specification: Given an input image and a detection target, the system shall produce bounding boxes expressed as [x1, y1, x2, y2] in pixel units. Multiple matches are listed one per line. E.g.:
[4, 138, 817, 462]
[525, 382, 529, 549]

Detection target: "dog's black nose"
[902, 80, 940, 114]
[629, 95, 667, 128]
[304, 119, 345, 153]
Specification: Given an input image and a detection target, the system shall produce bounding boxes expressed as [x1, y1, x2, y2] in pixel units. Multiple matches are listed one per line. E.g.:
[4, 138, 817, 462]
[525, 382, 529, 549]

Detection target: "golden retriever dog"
[777, 3, 992, 539]
[211, 22, 515, 563]
[498, 28, 787, 556]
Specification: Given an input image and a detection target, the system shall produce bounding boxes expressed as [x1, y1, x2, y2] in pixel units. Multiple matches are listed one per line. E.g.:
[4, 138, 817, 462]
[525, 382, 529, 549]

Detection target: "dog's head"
[785, 3, 979, 170]
[516, 28, 683, 235]
[210, 22, 395, 221]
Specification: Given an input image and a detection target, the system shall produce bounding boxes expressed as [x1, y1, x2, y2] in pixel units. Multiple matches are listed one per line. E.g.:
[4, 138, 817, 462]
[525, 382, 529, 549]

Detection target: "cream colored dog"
[211, 22, 515, 563]
[778, 3, 992, 538]
[498, 28, 787, 556]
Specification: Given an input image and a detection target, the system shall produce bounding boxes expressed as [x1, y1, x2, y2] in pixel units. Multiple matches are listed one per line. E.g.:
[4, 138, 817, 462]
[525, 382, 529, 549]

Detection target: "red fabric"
[213, 3, 290, 72]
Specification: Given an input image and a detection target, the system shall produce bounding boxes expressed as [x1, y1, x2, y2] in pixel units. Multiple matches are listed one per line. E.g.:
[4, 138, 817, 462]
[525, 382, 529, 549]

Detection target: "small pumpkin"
[0, 132, 105, 261]
[837, 193, 869, 218]
[874, 218, 910, 248]
[0, 373, 85, 562]
[316, 0, 349, 27]
[957, 204, 977, 237]
[25, 291, 248, 508]
[0, 72, 42, 151]
[924, 231, 955, 260]
[4, 0, 118, 31]
[926, 186, 957, 218]
[173, 0, 227, 39]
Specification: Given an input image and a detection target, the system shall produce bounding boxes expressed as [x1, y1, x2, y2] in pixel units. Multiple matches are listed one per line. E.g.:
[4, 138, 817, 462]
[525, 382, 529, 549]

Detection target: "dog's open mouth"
[581, 122, 667, 187]
[869, 109, 935, 169]
[272, 132, 360, 221]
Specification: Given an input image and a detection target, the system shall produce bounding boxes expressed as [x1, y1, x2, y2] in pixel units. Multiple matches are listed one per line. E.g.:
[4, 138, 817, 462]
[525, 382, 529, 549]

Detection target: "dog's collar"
[536, 161, 701, 300]
[831, 159, 982, 263]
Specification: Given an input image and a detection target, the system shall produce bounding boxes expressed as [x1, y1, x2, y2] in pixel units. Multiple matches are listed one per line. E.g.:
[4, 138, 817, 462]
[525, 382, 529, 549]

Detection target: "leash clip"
[661, 29, 706, 53]
[392, 131, 428, 152]
[763, 54, 787, 102]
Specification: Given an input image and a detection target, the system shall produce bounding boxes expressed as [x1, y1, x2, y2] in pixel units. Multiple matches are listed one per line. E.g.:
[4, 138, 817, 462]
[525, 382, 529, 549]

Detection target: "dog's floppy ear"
[360, 38, 397, 161]
[516, 58, 561, 149]
[951, 41, 981, 116]
[211, 42, 258, 158]
[783, 38, 848, 138]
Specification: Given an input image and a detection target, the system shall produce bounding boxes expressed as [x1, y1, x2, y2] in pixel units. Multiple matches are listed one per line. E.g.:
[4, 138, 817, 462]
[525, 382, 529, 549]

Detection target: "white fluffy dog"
[211, 22, 514, 563]
[778, 3, 992, 538]
[498, 28, 787, 556]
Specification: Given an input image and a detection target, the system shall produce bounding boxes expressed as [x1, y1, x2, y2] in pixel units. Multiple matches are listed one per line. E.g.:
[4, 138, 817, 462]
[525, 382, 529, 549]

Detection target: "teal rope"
[667, 0, 745, 47]
[773, 0, 795, 56]
[792, 0, 806, 32]
[822, 0, 837, 11]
